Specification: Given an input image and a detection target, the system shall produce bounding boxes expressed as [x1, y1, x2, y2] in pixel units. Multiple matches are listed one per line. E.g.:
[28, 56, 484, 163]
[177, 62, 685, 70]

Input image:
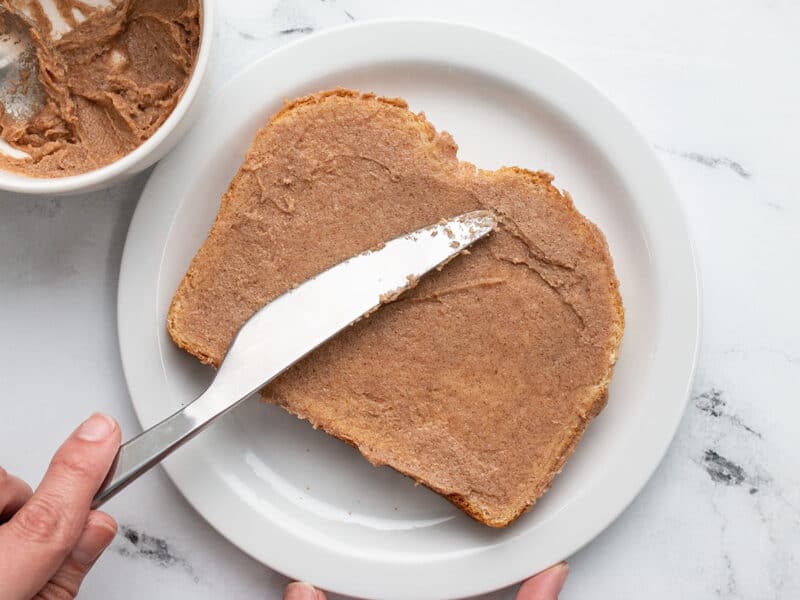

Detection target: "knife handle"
[91, 388, 227, 508]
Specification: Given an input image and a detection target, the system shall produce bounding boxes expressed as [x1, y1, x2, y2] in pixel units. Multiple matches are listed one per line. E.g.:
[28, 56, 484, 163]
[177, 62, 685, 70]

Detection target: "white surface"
[0, 0, 213, 195]
[0, 1, 798, 599]
[117, 21, 697, 599]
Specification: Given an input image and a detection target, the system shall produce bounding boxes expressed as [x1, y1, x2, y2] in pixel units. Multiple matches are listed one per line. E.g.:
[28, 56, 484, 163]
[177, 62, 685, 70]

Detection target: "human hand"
[0, 414, 121, 600]
[282, 561, 569, 600]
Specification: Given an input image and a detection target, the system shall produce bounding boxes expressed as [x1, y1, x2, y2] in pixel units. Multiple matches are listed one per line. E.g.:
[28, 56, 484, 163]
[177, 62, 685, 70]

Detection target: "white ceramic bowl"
[0, 0, 213, 195]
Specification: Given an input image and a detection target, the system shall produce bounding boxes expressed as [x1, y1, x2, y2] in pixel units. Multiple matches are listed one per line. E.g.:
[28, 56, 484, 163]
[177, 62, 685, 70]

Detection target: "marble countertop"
[1, 0, 798, 598]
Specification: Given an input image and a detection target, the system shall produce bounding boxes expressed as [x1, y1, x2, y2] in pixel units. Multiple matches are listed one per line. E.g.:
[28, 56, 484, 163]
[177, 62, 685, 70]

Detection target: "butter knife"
[92, 210, 496, 507]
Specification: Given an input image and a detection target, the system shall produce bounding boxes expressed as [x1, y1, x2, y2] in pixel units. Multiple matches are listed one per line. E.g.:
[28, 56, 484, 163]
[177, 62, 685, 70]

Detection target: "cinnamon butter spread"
[167, 90, 624, 527]
[0, 0, 200, 177]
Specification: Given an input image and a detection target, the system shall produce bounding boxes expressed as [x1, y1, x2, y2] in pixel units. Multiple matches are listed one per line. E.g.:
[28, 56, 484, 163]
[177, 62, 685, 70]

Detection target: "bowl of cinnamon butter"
[0, 0, 212, 194]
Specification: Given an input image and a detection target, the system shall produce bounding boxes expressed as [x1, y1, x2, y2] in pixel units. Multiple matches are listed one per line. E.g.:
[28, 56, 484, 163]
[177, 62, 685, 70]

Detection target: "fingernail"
[71, 515, 117, 566]
[76, 413, 116, 442]
[284, 582, 322, 600]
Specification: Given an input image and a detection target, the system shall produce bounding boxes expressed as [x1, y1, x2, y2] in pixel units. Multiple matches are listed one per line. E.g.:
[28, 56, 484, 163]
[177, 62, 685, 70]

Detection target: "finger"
[516, 562, 569, 600]
[284, 582, 327, 600]
[0, 413, 120, 600]
[0, 467, 33, 520]
[35, 511, 117, 600]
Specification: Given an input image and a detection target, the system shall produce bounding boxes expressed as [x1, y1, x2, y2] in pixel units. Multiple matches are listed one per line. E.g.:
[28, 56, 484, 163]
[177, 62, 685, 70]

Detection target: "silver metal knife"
[92, 210, 496, 508]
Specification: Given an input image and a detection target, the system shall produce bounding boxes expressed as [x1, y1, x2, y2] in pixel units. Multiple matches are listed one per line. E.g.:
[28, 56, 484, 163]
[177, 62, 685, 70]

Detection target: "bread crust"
[167, 89, 624, 527]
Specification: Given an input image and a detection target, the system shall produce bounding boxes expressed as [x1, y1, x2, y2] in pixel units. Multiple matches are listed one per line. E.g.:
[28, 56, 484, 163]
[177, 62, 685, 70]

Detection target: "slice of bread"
[167, 89, 624, 527]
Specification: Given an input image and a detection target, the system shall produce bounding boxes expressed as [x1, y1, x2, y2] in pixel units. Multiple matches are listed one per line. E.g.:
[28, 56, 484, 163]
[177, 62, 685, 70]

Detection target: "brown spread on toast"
[167, 90, 624, 527]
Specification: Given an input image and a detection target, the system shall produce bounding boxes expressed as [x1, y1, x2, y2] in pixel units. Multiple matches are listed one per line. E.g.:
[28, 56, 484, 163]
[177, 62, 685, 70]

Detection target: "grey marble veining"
[655, 146, 752, 179]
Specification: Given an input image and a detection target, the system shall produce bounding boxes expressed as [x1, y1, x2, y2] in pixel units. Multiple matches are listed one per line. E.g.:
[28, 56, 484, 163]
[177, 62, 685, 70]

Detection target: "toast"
[167, 90, 624, 527]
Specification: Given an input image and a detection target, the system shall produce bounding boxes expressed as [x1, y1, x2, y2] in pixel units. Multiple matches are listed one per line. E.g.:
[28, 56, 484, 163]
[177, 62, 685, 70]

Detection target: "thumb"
[516, 562, 569, 600]
[284, 582, 327, 600]
[0, 413, 120, 600]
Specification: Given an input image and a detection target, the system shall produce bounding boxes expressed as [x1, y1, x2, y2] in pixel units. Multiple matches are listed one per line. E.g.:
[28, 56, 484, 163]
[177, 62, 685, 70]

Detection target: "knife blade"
[92, 210, 496, 507]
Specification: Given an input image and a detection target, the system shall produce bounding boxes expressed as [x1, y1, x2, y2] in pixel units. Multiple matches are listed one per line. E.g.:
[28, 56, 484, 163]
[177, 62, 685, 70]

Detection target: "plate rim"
[117, 19, 700, 599]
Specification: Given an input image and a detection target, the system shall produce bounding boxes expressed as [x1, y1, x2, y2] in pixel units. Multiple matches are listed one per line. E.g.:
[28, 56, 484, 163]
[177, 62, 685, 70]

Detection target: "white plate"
[118, 21, 699, 600]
